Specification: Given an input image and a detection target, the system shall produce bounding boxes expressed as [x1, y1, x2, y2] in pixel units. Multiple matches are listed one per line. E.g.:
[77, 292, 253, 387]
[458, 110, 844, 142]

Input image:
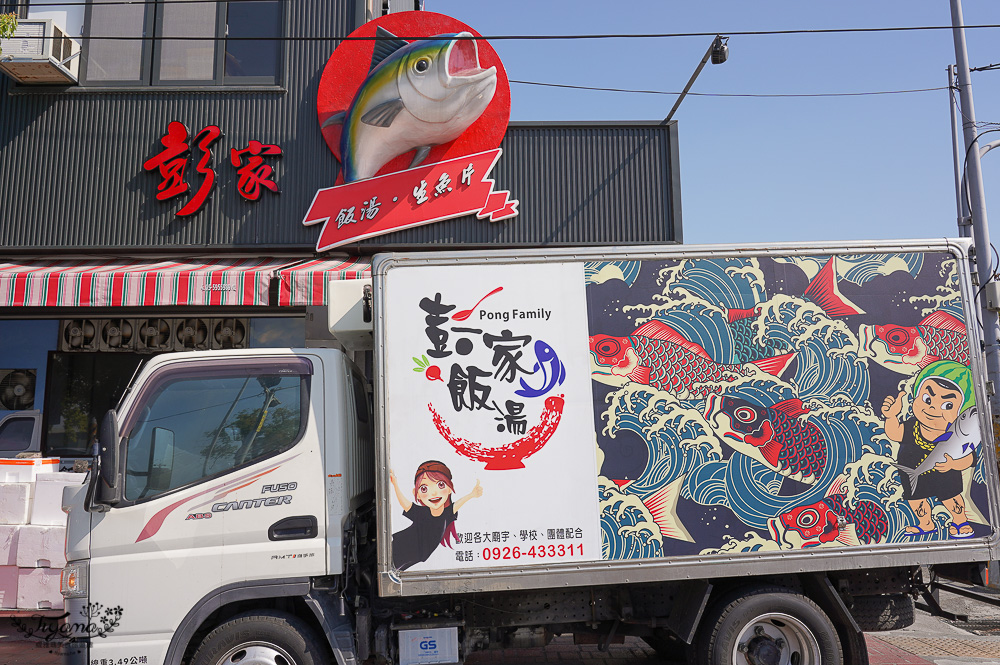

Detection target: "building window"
[81, 0, 281, 86]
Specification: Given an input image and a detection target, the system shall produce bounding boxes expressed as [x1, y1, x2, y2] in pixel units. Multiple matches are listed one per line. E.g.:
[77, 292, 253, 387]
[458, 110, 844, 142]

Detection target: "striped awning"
[275, 257, 371, 306]
[0, 256, 371, 308]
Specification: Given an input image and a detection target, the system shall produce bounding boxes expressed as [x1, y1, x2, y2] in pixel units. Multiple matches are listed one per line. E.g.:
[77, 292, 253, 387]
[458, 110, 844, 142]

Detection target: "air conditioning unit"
[0, 369, 37, 411]
[0, 19, 81, 84]
[328, 279, 373, 352]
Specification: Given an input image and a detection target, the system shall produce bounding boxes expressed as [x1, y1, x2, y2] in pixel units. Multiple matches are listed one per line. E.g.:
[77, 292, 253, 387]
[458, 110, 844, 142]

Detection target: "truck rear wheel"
[191, 610, 330, 665]
[697, 587, 843, 665]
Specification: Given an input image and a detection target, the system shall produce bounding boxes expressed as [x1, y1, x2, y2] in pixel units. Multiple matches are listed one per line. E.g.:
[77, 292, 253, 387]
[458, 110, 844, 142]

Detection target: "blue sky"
[429, 1, 1000, 249]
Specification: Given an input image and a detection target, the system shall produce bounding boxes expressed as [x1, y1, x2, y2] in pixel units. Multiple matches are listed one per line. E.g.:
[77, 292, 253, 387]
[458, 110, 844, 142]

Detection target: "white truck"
[63, 240, 1000, 665]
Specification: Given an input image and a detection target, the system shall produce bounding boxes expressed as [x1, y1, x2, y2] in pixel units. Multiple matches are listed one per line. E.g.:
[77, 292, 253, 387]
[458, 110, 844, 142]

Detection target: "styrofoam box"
[0, 525, 18, 566]
[17, 567, 62, 610]
[0, 566, 16, 608]
[16, 525, 66, 568]
[0, 458, 58, 483]
[0, 483, 31, 525]
[30, 471, 84, 526]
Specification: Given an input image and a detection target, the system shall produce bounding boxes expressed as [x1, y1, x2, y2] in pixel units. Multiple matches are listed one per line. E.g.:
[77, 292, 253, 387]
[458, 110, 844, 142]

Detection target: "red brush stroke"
[134, 458, 291, 543]
[429, 395, 564, 470]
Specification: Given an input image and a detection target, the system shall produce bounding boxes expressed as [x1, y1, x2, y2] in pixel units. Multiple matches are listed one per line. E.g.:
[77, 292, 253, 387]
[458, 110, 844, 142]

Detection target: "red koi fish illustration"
[641, 477, 693, 542]
[725, 256, 865, 325]
[858, 310, 971, 375]
[429, 395, 564, 470]
[768, 493, 889, 549]
[702, 394, 826, 484]
[589, 320, 794, 395]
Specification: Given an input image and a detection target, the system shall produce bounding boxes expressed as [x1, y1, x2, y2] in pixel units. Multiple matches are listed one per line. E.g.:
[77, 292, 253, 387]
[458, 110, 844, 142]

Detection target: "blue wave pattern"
[587, 252, 993, 558]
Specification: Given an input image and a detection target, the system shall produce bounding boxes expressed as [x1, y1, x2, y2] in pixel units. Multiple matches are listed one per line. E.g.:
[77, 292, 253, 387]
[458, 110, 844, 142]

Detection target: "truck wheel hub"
[742, 635, 782, 665]
[217, 643, 295, 665]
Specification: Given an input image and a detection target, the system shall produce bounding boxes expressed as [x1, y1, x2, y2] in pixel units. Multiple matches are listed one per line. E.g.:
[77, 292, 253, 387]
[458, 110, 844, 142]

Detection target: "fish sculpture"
[323, 27, 498, 182]
[858, 310, 971, 375]
[702, 394, 827, 483]
[589, 320, 795, 396]
[893, 406, 980, 495]
[768, 493, 889, 549]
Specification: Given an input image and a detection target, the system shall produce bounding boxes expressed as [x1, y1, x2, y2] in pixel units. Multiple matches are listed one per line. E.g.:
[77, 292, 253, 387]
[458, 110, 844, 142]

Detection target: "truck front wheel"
[191, 610, 330, 665]
[697, 587, 843, 665]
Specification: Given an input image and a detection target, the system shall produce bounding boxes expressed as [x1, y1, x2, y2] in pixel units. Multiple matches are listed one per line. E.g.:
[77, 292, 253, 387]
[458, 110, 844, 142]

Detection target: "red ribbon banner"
[303, 149, 519, 252]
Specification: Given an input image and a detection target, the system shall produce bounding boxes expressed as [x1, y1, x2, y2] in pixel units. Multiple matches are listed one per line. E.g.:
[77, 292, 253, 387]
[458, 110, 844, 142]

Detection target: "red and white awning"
[0, 256, 371, 308]
[275, 257, 371, 307]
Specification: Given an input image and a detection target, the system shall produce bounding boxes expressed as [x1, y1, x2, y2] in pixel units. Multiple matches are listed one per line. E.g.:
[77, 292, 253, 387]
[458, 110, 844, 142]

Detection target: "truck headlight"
[61, 561, 88, 598]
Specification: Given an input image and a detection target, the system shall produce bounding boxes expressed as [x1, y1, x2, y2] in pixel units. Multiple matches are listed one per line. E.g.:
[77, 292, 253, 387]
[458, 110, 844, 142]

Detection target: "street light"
[663, 35, 729, 123]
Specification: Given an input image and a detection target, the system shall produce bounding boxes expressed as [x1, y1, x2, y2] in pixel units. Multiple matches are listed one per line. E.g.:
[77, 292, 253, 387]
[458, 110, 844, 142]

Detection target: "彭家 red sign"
[304, 11, 517, 251]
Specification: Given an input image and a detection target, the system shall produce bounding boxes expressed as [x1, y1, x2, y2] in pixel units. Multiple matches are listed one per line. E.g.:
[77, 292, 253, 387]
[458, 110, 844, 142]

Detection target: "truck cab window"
[124, 371, 305, 502]
[0, 417, 36, 452]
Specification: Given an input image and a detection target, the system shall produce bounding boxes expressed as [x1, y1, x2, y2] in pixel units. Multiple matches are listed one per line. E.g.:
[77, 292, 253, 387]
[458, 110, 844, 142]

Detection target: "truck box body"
[67, 239, 1000, 665]
[373, 240, 999, 595]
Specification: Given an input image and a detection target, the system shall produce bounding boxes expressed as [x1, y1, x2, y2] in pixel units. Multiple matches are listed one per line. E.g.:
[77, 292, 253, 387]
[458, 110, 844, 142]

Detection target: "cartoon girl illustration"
[390, 460, 483, 571]
[881, 360, 977, 539]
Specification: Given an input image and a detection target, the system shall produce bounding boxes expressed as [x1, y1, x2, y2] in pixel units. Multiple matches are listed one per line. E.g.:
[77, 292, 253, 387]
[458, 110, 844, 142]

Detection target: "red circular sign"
[316, 11, 511, 183]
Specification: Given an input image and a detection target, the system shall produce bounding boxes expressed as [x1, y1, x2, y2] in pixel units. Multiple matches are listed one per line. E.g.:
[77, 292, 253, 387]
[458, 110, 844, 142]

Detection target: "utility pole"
[948, 65, 971, 238]
[951, 0, 1000, 423]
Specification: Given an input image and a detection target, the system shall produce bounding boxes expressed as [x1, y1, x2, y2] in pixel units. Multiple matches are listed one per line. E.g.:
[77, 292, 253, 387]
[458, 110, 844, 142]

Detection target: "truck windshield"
[122, 365, 308, 502]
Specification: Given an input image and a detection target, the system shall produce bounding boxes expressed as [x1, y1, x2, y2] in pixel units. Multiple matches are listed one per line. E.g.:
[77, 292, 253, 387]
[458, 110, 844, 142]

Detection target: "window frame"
[117, 356, 312, 507]
[220, 0, 285, 86]
[0, 416, 39, 453]
[79, 0, 156, 87]
[150, 0, 225, 87]
[79, 0, 283, 88]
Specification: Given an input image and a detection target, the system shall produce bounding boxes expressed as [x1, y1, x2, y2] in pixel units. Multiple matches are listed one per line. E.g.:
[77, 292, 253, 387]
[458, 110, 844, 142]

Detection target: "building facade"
[0, 0, 681, 464]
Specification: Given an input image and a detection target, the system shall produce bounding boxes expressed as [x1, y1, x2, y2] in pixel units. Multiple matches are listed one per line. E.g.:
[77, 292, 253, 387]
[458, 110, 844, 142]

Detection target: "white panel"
[383, 262, 601, 573]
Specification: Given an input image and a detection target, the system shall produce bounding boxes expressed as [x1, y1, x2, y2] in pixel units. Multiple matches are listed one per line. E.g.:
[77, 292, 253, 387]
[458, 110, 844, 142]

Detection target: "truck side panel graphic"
[588, 252, 993, 558]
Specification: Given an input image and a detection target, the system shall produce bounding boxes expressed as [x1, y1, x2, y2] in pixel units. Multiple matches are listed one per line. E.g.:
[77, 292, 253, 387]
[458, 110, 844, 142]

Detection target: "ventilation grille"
[59, 318, 250, 353]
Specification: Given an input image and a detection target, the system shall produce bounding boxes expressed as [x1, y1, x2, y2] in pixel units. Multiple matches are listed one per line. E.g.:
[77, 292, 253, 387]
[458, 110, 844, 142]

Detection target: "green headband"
[913, 360, 976, 414]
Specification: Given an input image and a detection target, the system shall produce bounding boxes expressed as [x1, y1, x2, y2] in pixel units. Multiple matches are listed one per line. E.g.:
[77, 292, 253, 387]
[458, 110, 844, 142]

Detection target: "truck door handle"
[268, 515, 318, 541]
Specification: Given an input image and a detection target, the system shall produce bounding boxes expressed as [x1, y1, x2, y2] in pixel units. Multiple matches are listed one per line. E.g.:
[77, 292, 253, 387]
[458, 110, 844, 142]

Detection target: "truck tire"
[850, 594, 915, 632]
[696, 587, 843, 665]
[191, 610, 330, 665]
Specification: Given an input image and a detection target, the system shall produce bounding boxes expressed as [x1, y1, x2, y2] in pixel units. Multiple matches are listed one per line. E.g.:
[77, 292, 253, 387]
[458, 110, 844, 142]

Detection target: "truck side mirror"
[147, 427, 175, 492]
[90, 409, 121, 510]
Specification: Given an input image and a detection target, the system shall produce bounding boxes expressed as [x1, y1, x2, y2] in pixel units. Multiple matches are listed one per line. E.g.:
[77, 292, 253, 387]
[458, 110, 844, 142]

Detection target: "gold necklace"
[912, 421, 936, 452]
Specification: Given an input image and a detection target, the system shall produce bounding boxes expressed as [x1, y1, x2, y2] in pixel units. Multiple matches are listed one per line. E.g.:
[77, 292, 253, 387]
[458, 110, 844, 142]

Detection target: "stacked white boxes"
[0, 460, 83, 611]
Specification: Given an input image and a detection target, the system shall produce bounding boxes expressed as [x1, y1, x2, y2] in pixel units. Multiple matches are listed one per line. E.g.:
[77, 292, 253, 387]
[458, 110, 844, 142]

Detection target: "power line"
[510, 79, 952, 98]
[20, 22, 1000, 42]
[3, 6, 1000, 40]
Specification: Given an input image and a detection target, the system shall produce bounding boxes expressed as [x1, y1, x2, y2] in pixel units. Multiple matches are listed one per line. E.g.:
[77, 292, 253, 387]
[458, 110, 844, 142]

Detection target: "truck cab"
[64, 348, 372, 665]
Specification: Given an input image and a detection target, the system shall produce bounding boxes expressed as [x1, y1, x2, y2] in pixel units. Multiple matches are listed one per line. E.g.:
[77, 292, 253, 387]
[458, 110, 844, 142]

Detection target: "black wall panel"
[0, 7, 680, 252]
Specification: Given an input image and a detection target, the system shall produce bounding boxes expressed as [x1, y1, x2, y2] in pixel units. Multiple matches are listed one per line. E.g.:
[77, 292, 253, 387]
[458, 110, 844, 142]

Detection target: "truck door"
[87, 356, 325, 665]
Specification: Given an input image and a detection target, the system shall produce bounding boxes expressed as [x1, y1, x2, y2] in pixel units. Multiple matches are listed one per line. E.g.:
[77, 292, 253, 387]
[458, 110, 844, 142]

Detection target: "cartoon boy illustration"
[390, 460, 483, 571]
[881, 360, 977, 539]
